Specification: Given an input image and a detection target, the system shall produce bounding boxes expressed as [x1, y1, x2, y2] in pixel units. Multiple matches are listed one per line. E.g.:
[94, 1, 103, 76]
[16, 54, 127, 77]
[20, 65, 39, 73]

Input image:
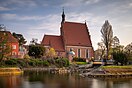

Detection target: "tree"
[124, 42, 132, 61]
[97, 42, 105, 59]
[28, 45, 45, 58]
[12, 32, 27, 46]
[30, 38, 38, 45]
[124, 42, 132, 55]
[112, 36, 120, 48]
[47, 48, 56, 58]
[0, 32, 11, 62]
[101, 20, 113, 62]
[112, 52, 127, 65]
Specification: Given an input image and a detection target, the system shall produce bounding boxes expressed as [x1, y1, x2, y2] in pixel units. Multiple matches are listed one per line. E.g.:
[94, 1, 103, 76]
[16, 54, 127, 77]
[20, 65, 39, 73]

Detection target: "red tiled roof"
[41, 35, 65, 52]
[61, 21, 92, 47]
[0, 31, 18, 43]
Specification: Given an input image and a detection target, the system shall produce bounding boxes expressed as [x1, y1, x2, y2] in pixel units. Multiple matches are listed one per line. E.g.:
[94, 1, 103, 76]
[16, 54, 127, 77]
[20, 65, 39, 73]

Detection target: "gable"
[61, 21, 92, 47]
[41, 35, 65, 52]
[0, 31, 18, 43]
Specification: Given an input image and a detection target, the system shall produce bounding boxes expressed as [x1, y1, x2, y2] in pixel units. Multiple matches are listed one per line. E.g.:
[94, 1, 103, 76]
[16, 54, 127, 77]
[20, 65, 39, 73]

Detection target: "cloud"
[106, 0, 132, 16]
[0, 13, 17, 20]
[0, 6, 11, 11]
[83, 0, 100, 4]
[0, 13, 47, 21]
[0, 0, 37, 7]
[61, 0, 101, 7]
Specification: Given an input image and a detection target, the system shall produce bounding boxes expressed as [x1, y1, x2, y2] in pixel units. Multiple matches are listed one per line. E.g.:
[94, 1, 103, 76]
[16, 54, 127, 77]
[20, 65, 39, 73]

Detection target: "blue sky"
[0, 0, 132, 50]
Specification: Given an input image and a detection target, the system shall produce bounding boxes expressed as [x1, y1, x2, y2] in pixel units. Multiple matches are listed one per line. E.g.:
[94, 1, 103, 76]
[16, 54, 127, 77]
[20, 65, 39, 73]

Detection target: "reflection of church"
[41, 9, 94, 59]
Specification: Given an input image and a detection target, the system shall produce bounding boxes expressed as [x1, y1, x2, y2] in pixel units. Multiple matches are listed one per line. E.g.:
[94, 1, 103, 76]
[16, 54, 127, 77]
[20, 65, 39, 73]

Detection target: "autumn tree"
[101, 20, 113, 64]
[97, 42, 105, 59]
[47, 48, 56, 58]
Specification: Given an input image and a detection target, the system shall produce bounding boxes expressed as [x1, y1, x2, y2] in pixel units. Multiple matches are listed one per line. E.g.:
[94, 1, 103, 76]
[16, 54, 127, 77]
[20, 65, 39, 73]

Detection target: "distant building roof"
[61, 21, 92, 47]
[41, 35, 65, 52]
[0, 31, 18, 43]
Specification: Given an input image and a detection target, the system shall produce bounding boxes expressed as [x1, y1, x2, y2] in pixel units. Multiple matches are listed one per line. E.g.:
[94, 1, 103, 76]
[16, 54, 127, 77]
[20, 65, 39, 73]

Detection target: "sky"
[0, 0, 132, 50]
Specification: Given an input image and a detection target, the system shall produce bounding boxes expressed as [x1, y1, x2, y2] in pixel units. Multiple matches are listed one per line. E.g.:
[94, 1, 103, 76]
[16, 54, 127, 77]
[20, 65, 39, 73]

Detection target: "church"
[41, 10, 94, 59]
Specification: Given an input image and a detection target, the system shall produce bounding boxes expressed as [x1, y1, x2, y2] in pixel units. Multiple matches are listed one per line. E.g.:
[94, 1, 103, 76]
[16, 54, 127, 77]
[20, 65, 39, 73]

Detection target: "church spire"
[61, 7, 65, 24]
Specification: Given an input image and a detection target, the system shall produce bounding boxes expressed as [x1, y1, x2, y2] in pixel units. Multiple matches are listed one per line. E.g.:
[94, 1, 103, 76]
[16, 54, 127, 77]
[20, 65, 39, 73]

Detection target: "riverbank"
[0, 67, 23, 75]
[81, 65, 132, 78]
[23, 63, 93, 74]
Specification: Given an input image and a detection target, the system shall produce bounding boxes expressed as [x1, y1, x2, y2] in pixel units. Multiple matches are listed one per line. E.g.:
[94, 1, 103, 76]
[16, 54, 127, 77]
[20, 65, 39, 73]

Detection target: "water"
[0, 71, 132, 88]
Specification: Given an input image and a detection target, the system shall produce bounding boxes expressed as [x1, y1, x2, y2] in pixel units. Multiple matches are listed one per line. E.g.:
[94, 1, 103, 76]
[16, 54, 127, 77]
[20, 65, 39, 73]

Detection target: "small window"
[12, 45, 16, 49]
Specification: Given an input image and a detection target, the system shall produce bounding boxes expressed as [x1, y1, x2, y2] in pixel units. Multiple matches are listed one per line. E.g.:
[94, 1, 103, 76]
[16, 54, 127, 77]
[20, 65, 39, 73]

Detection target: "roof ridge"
[64, 21, 85, 25]
[44, 35, 60, 37]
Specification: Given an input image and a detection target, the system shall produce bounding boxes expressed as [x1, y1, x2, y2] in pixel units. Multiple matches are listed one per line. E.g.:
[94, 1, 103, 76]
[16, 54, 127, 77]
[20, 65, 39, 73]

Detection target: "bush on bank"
[1, 57, 69, 68]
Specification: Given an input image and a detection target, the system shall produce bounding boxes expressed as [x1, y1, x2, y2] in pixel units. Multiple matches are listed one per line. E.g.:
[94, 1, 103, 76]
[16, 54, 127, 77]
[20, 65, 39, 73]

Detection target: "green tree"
[28, 45, 45, 58]
[124, 42, 132, 62]
[101, 20, 113, 64]
[30, 38, 38, 45]
[112, 36, 120, 48]
[112, 51, 127, 65]
[12, 32, 27, 46]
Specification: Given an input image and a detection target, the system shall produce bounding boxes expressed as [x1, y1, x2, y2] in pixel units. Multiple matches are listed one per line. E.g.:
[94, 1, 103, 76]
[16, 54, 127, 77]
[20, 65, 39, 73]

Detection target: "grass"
[101, 65, 132, 69]
[75, 62, 87, 65]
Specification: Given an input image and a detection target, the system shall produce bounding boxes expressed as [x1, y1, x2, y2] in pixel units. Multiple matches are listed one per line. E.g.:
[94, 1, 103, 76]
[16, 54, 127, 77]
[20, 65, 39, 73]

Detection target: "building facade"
[0, 31, 19, 57]
[41, 10, 94, 59]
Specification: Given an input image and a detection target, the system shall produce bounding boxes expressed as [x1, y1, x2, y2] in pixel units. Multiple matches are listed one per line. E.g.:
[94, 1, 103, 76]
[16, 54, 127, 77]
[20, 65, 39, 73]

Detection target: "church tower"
[61, 8, 65, 24]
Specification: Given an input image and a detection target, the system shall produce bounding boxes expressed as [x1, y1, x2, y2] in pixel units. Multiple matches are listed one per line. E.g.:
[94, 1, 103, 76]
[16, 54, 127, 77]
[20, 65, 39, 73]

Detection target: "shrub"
[73, 57, 86, 62]
[24, 54, 30, 59]
[55, 58, 69, 67]
[47, 58, 55, 64]
[28, 60, 36, 67]
[43, 60, 49, 66]
[5, 59, 17, 66]
[17, 59, 26, 67]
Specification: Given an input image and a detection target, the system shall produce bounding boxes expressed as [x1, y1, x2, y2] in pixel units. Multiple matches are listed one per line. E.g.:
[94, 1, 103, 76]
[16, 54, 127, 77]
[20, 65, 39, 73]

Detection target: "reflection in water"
[0, 75, 22, 88]
[0, 71, 132, 88]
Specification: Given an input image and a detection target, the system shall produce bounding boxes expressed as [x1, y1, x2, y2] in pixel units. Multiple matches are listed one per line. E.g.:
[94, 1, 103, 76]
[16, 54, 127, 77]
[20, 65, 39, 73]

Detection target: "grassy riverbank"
[0, 67, 23, 75]
[101, 65, 132, 74]
[101, 65, 132, 69]
[81, 65, 132, 78]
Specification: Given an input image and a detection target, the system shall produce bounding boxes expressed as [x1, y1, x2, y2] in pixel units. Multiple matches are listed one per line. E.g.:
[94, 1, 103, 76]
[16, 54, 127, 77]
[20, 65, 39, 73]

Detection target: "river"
[0, 71, 132, 88]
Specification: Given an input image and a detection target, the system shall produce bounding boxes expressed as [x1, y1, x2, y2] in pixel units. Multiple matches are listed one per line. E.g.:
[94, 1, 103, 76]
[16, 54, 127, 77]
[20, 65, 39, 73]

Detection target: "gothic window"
[78, 49, 81, 58]
[86, 49, 89, 58]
